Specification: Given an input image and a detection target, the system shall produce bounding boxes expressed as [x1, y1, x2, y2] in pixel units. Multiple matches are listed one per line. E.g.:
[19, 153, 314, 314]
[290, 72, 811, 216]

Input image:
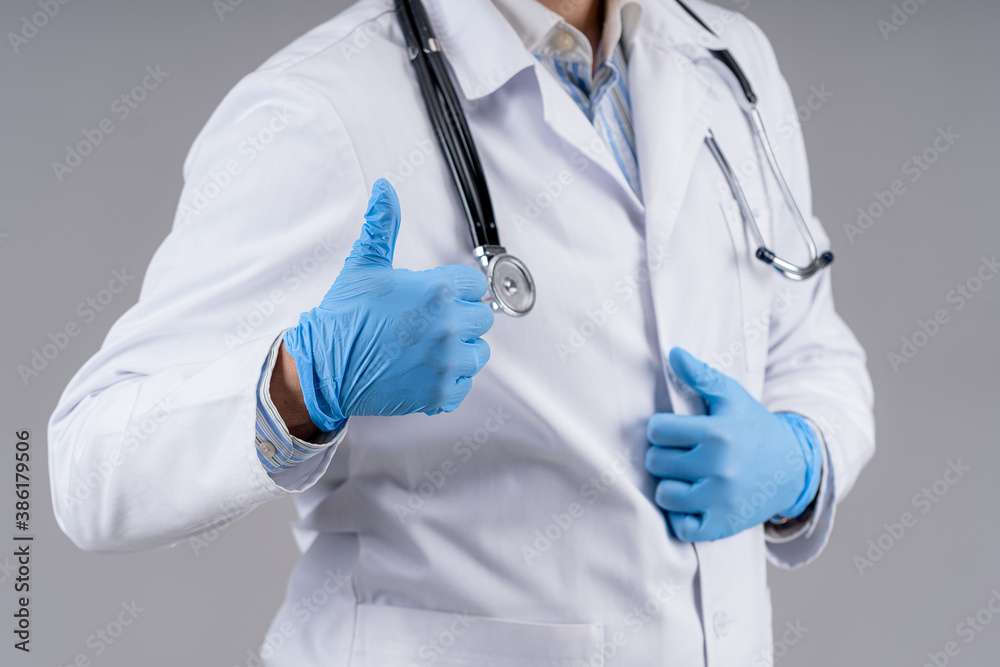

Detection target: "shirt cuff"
[254, 332, 347, 479]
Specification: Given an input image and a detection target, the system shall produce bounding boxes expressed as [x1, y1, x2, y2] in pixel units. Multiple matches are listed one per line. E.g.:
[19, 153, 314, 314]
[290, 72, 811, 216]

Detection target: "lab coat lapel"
[628, 5, 725, 418]
[629, 37, 721, 298]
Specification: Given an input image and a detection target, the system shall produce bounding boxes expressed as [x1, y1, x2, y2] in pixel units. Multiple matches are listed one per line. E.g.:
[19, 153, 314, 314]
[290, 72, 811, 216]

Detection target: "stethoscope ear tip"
[755, 247, 776, 264]
[756, 247, 835, 280]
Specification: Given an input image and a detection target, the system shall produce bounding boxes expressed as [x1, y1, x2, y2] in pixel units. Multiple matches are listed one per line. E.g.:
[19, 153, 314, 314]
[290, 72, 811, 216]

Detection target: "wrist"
[774, 412, 823, 519]
[282, 324, 347, 433]
[270, 339, 323, 440]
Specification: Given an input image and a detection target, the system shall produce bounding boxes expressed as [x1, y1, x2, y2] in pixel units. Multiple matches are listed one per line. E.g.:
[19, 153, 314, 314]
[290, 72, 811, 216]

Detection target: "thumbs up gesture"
[644, 348, 824, 542]
[283, 179, 494, 431]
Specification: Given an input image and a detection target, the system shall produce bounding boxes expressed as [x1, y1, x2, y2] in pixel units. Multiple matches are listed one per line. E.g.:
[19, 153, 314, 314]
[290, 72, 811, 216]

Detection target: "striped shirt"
[538, 43, 642, 197]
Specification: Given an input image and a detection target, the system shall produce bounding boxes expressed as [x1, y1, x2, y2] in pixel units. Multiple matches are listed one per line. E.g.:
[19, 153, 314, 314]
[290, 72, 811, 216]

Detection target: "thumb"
[345, 179, 402, 269]
[668, 347, 734, 409]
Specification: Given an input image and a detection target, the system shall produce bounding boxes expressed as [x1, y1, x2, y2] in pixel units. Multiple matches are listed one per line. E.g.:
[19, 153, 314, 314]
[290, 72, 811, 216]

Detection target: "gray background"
[2, 0, 997, 665]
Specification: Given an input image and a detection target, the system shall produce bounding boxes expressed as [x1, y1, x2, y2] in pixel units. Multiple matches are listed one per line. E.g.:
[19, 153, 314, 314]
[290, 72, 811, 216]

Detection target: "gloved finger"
[667, 511, 703, 543]
[455, 299, 495, 340]
[430, 264, 490, 303]
[647, 413, 717, 447]
[668, 347, 737, 410]
[645, 446, 704, 481]
[437, 376, 474, 414]
[452, 338, 491, 379]
[344, 179, 402, 270]
[654, 479, 704, 513]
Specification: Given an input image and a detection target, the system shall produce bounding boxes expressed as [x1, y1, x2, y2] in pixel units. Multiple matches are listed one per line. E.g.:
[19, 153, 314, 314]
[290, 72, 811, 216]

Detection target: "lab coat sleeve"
[47, 69, 369, 553]
[734, 18, 876, 568]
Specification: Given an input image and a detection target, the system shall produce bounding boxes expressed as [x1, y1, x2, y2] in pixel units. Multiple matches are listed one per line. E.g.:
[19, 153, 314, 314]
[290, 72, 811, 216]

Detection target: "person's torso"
[256, 1, 794, 664]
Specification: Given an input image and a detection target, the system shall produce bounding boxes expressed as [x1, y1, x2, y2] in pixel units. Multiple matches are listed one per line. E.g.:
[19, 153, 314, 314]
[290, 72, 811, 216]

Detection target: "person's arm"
[735, 16, 876, 566]
[48, 71, 368, 553]
[49, 69, 494, 553]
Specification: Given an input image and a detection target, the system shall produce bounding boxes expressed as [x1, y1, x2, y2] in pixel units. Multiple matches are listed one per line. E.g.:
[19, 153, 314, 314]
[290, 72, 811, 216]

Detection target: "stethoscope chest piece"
[486, 253, 535, 316]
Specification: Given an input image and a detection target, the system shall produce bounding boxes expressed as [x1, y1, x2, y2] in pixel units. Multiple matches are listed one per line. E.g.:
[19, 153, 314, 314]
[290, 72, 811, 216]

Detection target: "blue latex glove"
[283, 179, 494, 431]
[644, 347, 822, 542]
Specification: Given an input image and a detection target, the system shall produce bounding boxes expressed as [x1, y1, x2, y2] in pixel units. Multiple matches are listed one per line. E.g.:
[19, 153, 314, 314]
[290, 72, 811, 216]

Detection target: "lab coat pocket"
[349, 603, 603, 666]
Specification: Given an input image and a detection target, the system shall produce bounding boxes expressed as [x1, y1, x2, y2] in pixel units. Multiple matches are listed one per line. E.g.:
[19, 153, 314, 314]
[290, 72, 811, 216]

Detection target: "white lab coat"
[48, 0, 875, 664]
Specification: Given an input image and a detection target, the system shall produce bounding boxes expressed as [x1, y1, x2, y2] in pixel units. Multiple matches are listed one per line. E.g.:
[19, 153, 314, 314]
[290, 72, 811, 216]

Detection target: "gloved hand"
[283, 179, 494, 431]
[644, 347, 822, 542]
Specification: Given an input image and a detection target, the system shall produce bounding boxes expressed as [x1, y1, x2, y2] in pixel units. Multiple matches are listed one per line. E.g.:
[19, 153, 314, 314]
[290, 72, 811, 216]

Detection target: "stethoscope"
[394, 0, 834, 316]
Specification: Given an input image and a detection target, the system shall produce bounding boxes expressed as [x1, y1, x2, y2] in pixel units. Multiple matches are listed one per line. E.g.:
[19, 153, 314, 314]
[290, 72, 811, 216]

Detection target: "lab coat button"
[258, 440, 276, 458]
[713, 611, 731, 638]
[554, 31, 576, 53]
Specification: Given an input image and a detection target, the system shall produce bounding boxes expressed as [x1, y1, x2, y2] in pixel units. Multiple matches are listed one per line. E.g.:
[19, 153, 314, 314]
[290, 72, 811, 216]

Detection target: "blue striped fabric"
[536, 43, 642, 198]
[255, 332, 342, 475]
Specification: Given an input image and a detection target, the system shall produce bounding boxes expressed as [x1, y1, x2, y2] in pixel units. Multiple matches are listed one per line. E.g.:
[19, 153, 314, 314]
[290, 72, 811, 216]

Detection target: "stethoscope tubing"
[675, 0, 834, 280]
[396, 0, 835, 293]
[396, 0, 500, 250]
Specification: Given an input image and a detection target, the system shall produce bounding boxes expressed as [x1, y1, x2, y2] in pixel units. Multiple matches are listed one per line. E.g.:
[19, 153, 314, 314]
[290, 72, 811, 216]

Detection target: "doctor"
[49, 0, 874, 665]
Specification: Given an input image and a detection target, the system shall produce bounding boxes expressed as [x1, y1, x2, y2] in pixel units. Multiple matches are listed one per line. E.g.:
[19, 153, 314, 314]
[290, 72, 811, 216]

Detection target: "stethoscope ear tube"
[676, 0, 835, 282]
[707, 129, 834, 282]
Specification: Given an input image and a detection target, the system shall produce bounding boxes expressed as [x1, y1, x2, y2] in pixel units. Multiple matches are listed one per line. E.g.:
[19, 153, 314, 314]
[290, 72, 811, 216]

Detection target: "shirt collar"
[489, 0, 644, 65]
[420, 0, 723, 102]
